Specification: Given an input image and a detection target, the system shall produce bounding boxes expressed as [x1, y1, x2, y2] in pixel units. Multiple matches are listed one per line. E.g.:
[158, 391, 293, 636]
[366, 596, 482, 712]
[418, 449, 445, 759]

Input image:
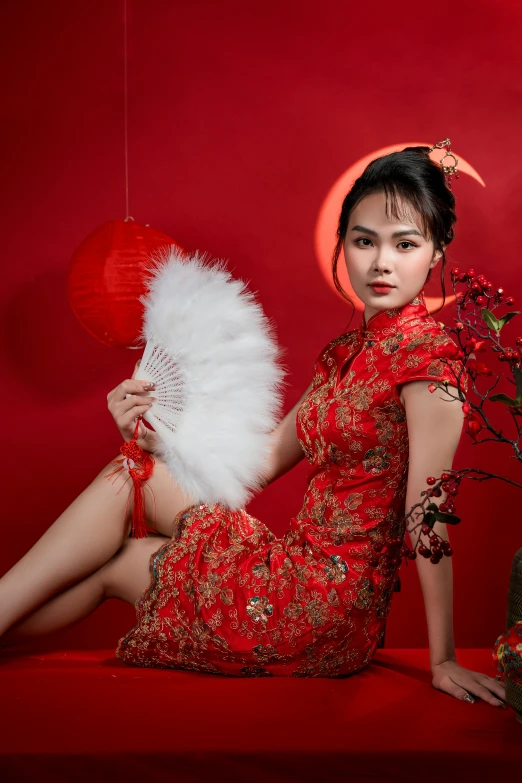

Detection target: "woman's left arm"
[402, 380, 507, 709]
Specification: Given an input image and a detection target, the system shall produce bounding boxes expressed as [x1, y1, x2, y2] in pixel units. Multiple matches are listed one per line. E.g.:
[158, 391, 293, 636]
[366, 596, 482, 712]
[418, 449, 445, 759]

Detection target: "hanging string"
[123, 0, 132, 221]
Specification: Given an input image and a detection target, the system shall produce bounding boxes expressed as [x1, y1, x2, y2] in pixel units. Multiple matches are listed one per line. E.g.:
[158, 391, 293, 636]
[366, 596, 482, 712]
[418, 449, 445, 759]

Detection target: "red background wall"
[2, 0, 521, 651]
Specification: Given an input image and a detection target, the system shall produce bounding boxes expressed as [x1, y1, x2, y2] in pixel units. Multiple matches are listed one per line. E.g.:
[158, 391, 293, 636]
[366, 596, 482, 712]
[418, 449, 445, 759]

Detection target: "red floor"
[0, 647, 518, 782]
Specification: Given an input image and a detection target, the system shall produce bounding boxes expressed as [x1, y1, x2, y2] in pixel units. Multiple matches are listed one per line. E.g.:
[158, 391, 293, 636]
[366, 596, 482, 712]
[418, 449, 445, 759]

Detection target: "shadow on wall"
[4, 269, 137, 401]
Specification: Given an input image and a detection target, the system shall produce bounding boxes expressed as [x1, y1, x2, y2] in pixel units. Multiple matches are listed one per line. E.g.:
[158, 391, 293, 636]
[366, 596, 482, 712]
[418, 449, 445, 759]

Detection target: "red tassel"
[105, 418, 156, 539]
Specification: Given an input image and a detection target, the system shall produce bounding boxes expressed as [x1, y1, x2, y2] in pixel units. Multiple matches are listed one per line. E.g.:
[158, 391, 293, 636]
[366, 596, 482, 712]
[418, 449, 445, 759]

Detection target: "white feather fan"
[135, 245, 287, 510]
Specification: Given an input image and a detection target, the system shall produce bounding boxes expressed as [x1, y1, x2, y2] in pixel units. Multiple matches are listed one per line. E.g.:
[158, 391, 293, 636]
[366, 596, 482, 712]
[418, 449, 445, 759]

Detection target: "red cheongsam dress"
[116, 290, 464, 677]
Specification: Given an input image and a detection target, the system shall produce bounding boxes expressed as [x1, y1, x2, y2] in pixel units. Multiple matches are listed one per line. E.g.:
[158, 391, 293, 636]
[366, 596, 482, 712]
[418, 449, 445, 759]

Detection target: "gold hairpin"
[428, 138, 459, 189]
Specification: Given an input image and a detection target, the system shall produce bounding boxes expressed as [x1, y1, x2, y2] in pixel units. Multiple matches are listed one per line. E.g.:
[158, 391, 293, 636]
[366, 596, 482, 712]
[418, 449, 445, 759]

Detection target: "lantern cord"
[123, 0, 130, 219]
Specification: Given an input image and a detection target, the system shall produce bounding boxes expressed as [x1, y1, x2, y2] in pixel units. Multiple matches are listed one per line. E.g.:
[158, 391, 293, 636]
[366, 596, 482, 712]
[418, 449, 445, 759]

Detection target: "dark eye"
[353, 238, 418, 249]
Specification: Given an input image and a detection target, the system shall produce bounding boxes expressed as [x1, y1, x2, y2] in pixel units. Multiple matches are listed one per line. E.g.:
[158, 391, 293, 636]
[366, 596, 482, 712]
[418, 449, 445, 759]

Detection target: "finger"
[459, 671, 507, 705]
[109, 394, 154, 420]
[120, 404, 154, 431]
[119, 397, 155, 426]
[117, 392, 157, 416]
[132, 359, 142, 381]
[447, 674, 506, 707]
[436, 674, 477, 703]
[478, 674, 506, 701]
[108, 379, 155, 403]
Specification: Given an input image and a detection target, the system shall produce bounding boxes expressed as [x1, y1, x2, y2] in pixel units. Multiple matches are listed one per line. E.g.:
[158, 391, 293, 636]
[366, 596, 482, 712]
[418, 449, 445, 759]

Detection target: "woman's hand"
[107, 361, 160, 453]
[431, 659, 507, 708]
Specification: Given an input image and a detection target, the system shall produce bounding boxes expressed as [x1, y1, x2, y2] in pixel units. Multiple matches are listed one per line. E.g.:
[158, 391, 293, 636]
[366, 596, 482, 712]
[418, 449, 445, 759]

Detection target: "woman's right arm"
[258, 381, 313, 489]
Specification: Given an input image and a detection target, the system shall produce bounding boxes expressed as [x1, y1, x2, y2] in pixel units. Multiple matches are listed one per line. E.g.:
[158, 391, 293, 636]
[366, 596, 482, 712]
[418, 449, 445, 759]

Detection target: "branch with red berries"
[399, 267, 522, 567]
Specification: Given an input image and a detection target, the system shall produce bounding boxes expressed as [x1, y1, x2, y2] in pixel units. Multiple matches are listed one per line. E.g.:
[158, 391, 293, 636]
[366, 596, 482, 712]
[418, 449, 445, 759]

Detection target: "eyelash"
[354, 238, 418, 250]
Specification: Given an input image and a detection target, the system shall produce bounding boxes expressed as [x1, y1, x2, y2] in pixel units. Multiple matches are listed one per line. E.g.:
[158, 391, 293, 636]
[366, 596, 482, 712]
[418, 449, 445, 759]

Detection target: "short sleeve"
[394, 329, 468, 395]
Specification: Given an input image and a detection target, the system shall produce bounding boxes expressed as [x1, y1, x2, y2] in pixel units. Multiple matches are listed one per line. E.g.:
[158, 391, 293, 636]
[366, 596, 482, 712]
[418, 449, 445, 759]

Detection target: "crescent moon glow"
[314, 142, 485, 314]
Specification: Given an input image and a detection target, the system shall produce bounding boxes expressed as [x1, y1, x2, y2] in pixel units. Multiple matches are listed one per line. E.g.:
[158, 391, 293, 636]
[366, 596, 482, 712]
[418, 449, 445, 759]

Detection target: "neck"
[362, 291, 425, 328]
[359, 290, 429, 336]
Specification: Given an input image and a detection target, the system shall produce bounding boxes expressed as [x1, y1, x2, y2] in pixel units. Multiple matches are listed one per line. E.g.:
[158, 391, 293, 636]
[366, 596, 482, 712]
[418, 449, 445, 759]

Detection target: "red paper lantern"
[68, 218, 182, 348]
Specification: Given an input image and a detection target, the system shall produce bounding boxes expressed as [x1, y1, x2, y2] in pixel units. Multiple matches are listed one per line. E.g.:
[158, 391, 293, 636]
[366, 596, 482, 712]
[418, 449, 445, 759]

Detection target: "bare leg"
[0, 455, 195, 638]
[2, 535, 169, 646]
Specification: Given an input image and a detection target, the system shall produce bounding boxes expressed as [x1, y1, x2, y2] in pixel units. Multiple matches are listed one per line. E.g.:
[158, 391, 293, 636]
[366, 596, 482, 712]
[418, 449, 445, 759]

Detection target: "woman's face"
[343, 191, 442, 322]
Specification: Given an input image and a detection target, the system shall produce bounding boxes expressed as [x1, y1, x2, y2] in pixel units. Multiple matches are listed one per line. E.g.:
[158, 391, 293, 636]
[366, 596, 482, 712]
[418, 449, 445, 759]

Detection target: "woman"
[0, 146, 506, 706]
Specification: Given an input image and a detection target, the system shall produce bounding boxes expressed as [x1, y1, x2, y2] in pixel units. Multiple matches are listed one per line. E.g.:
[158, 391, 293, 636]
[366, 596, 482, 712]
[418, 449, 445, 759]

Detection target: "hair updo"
[332, 145, 457, 320]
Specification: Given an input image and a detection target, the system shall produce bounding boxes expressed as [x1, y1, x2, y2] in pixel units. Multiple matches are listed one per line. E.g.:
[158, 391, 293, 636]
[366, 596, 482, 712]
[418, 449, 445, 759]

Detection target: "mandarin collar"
[358, 289, 431, 339]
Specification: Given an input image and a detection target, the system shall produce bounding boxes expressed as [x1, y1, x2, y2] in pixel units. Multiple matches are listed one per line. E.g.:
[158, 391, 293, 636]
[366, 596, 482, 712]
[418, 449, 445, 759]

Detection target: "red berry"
[506, 297, 515, 305]
[471, 282, 481, 292]
[497, 288, 504, 297]
[458, 273, 468, 283]
[476, 296, 487, 306]
[462, 402, 471, 415]
[466, 268, 476, 279]
[426, 476, 437, 485]
[440, 472, 451, 481]
[477, 275, 487, 285]
[443, 547, 453, 557]
[441, 482, 451, 492]
[516, 338, 522, 347]
[421, 524, 431, 535]
[455, 322, 464, 330]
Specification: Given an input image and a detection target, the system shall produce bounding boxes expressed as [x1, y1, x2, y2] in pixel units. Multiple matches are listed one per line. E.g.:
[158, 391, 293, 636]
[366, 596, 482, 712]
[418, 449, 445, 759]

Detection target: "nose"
[372, 252, 393, 274]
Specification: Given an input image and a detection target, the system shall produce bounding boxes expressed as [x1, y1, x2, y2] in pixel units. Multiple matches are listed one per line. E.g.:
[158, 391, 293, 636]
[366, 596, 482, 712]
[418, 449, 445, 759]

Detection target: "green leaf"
[423, 512, 436, 529]
[498, 311, 521, 329]
[515, 366, 522, 399]
[490, 393, 520, 406]
[481, 308, 501, 332]
[425, 503, 461, 525]
[433, 512, 461, 525]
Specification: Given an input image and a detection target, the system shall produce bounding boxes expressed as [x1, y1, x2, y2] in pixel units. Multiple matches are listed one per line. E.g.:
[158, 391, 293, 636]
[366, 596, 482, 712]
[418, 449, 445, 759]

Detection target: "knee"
[100, 534, 168, 602]
[100, 537, 136, 599]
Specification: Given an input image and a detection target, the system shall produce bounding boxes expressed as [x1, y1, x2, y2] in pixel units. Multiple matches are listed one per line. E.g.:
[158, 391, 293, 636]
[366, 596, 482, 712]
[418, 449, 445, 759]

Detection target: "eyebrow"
[351, 224, 424, 238]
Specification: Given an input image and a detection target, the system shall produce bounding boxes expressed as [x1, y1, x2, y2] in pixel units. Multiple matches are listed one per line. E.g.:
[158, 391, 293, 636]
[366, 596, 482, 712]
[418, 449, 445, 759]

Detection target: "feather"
[134, 245, 288, 509]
